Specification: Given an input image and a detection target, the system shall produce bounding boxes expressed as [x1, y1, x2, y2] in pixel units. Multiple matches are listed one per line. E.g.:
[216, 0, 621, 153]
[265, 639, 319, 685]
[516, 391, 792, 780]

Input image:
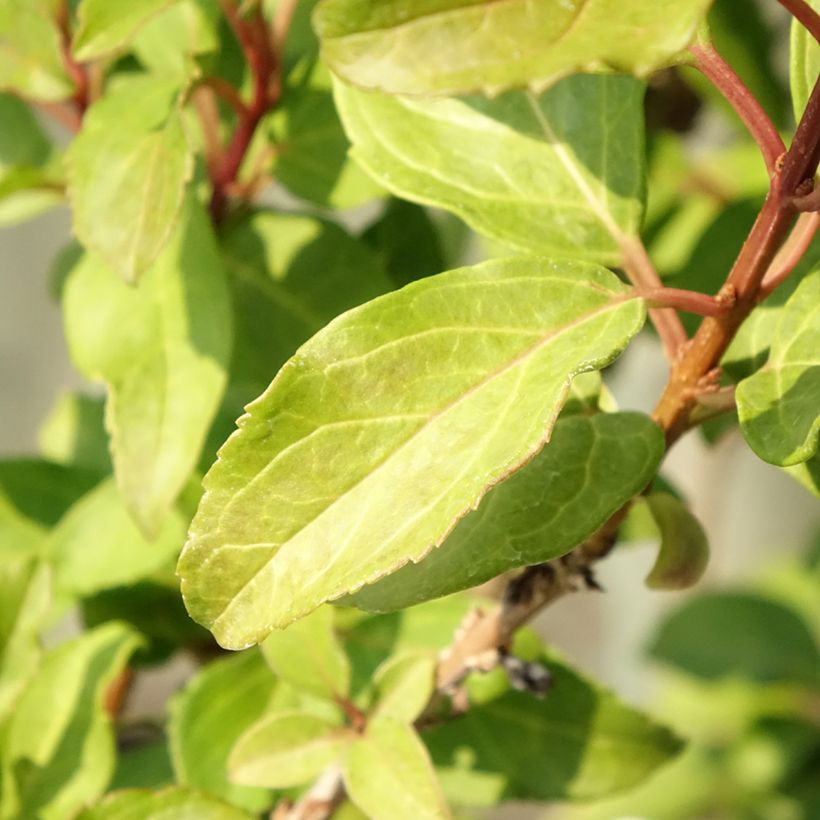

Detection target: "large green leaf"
[78, 787, 254, 820]
[315, 0, 713, 96]
[63, 193, 231, 536]
[350, 412, 663, 612]
[790, 0, 820, 120]
[334, 74, 645, 267]
[0, 0, 72, 100]
[229, 710, 350, 789]
[0, 623, 141, 820]
[168, 650, 276, 812]
[344, 718, 451, 820]
[178, 257, 645, 648]
[66, 74, 194, 284]
[736, 269, 820, 466]
[72, 0, 176, 60]
[426, 652, 683, 805]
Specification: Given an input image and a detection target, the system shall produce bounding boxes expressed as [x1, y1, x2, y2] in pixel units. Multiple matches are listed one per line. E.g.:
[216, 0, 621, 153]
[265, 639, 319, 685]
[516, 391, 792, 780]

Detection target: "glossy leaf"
[66, 74, 194, 283]
[78, 787, 254, 820]
[46, 478, 186, 599]
[0, 623, 141, 820]
[645, 492, 709, 590]
[72, 0, 176, 60]
[370, 651, 436, 723]
[648, 591, 820, 684]
[790, 0, 820, 120]
[178, 257, 645, 648]
[350, 412, 663, 612]
[261, 605, 351, 700]
[736, 269, 820, 466]
[0, 0, 72, 100]
[229, 710, 349, 789]
[168, 649, 277, 811]
[63, 193, 231, 536]
[334, 74, 645, 267]
[426, 652, 683, 804]
[344, 717, 451, 820]
[315, 0, 713, 96]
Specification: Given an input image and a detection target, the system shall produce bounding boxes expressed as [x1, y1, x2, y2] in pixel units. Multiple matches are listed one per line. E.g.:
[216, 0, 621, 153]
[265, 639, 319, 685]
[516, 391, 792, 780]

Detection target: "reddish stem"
[759, 211, 820, 299]
[641, 286, 733, 317]
[55, 0, 89, 117]
[690, 42, 785, 177]
[777, 0, 820, 43]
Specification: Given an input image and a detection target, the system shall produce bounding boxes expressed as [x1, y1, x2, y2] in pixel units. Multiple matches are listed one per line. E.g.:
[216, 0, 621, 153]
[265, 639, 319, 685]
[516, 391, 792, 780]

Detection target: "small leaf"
[790, 0, 820, 119]
[350, 412, 663, 612]
[72, 0, 176, 60]
[426, 652, 683, 805]
[334, 74, 646, 267]
[229, 710, 350, 789]
[77, 787, 255, 820]
[0, 623, 142, 820]
[736, 268, 820, 466]
[168, 650, 277, 812]
[344, 717, 451, 820]
[47, 478, 186, 599]
[63, 192, 231, 536]
[314, 0, 713, 96]
[370, 651, 436, 723]
[66, 73, 194, 283]
[178, 257, 645, 648]
[261, 605, 351, 701]
[645, 492, 709, 590]
[648, 591, 820, 684]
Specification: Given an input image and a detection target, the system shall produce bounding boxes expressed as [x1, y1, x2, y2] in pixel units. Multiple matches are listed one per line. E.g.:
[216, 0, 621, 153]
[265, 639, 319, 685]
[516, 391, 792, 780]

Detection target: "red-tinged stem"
[690, 42, 785, 178]
[197, 75, 249, 118]
[640, 286, 733, 317]
[759, 211, 820, 299]
[777, 0, 820, 43]
[55, 0, 89, 117]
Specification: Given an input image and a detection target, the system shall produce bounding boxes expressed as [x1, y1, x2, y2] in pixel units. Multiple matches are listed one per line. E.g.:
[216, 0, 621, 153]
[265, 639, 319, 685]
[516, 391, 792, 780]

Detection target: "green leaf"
[168, 649, 277, 812]
[77, 787, 255, 820]
[790, 0, 820, 120]
[261, 605, 351, 701]
[349, 412, 663, 612]
[344, 717, 451, 820]
[315, 0, 713, 96]
[63, 192, 231, 536]
[369, 651, 436, 724]
[109, 741, 173, 791]
[334, 74, 646, 267]
[221, 209, 391, 408]
[736, 268, 820, 466]
[784, 454, 820, 498]
[178, 257, 645, 648]
[66, 73, 194, 283]
[645, 492, 709, 590]
[47, 478, 186, 599]
[0, 92, 51, 168]
[38, 392, 111, 475]
[229, 710, 350, 789]
[0, 0, 73, 100]
[0, 622, 142, 820]
[426, 652, 683, 805]
[72, 0, 176, 60]
[0, 555, 49, 721]
[648, 591, 820, 684]
[270, 58, 384, 208]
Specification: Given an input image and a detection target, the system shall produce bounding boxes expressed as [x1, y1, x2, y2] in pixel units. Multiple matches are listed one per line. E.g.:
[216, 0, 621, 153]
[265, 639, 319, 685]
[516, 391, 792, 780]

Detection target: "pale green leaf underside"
[370, 651, 436, 724]
[350, 412, 663, 612]
[344, 718, 451, 820]
[72, 0, 175, 60]
[315, 0, 713, 96]
[790, 0, 820, 120]
[63, 194, 231, 537]
[178, 257, 645, 648]
[334, 74, 645, 267]
[66, 74, 193, 283]
[736, 269, 820, 466]
[77, 787, 255, 820]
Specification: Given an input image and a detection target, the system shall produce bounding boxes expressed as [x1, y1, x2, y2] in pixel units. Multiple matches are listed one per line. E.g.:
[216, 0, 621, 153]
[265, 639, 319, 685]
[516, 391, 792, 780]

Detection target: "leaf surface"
[315, 0, 713, 96]
[736, 268, 820, 466]
[78, 787, 254, 820]
[334, 74, 645, 267]
[370, 651, 436, 723]
[64, 193, 231, 536]
[350, 412, 662, 612]
[790, 0, 820, 119]
[66, 74, 193, 283]
[344, 718, 451, 820]
[178, 257, 645, 647]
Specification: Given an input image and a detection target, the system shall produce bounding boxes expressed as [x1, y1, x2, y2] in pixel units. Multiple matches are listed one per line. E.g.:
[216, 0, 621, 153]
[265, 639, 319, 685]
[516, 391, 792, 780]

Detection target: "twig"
[690, 42, 785, 178]
[759, 211, 820, 299]
[198, 75, 249, 118]
[777, 0, 820, 43]
[790, 183, 820, 211]
[278, 765, 345, 820]
[192, 86, 224, 181]
[640, 285, 734, 317]
[54, 0, 89, 117]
